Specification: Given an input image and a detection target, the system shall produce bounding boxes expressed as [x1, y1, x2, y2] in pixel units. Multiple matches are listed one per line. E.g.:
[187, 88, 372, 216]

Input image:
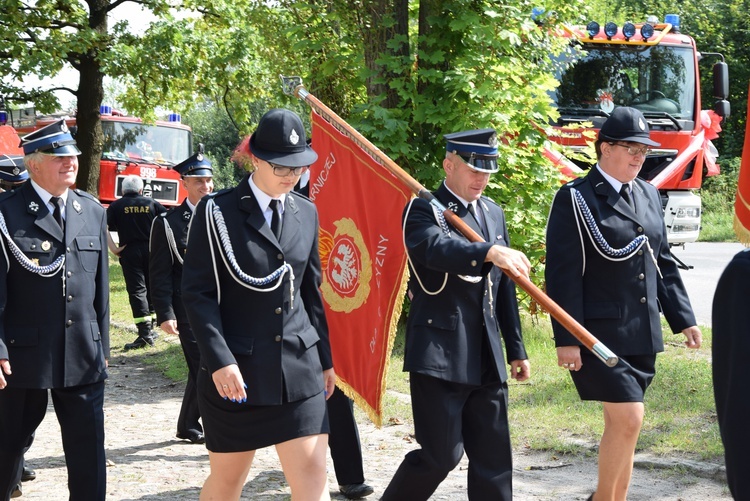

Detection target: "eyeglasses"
[609, 143, 651, 157]
[268, 162, 309, 177]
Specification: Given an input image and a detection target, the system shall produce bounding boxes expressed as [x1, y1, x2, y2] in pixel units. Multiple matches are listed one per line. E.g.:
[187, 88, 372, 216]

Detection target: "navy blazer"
[181, 175, 332, 406]
[0, 182, 109, 388]
[545, 167, 695, 355]
[149, 199, 193, 325]
[402, 182, 527, 385]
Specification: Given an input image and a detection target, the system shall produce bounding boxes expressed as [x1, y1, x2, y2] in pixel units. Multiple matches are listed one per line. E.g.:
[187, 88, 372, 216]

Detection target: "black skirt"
[570, 350, 657, 403]
[197, 369, 329, 453]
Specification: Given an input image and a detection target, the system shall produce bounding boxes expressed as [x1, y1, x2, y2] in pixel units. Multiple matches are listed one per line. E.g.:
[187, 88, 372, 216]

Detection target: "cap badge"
[488, 133, 498, 148]
[28, 201, 39, 213]
[289, 129, 300, 145]
[197, 153, 203, 161]
[41, 241, 51, 251]
[12, 167, 19, 176]
[638, 118, 646, 131]
[73, 200, 82, 213]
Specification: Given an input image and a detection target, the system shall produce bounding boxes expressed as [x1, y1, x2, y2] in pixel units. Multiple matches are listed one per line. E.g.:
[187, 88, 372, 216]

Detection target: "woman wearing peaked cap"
[181, 108, 335, 501]
[545, 107, 701, 501]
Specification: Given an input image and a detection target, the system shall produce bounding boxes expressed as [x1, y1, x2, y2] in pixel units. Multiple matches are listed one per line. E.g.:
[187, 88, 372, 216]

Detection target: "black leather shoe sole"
[339, 483, 374, 499]
[21, 466, 36, 482]
[123, 336, 155, 350]
[176, 431, 205, 444]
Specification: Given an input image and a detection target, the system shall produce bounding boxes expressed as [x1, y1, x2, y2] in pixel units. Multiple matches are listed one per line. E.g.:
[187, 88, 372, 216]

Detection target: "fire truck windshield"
[101, 122, 191, 166]
[553, 45, 695, 123]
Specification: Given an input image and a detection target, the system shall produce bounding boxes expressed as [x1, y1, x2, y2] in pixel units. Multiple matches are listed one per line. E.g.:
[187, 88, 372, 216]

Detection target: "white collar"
[30, 179, 68, 207]
[248, 173, 286, 212]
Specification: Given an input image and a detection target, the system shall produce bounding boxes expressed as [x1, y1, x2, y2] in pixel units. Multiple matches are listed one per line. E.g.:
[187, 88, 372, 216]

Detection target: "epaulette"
[0, 189, 18, 204]
[290, 190, 313, 203]
[479, 195, 501, 209]
[209, 187, 233, 199]
[564, 177, 586, 188]
[74, 188, 103, 205]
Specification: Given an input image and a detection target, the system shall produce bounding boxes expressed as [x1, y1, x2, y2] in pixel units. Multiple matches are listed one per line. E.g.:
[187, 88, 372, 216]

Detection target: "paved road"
[671, 241, 746, 327]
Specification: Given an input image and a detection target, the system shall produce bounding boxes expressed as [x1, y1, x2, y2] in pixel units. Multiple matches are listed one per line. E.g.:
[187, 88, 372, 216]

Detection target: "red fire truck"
[547, 14, 730, 246]
[12, 106, 192, 207]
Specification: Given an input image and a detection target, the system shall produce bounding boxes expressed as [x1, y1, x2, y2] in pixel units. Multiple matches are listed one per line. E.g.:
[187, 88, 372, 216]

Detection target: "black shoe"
[10, 483, 21, 498]
[21, 466, 35, 482]
[123, 335, 155, 350]
[176, 430, 205, 444]
[339, 483, 374, 499]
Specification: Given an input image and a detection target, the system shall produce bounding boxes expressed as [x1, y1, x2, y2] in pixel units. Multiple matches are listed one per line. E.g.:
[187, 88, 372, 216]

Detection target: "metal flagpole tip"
[592, 342, 619, 367]
[280, 75, 303, 96]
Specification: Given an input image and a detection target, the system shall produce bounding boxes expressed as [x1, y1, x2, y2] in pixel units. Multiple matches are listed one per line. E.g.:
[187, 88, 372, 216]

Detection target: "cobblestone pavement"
[20, 345, 731, 500]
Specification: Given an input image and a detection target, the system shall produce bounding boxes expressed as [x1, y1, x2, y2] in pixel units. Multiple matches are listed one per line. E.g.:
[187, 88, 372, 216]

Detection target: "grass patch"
[107, 261, 722, 461]
[699, 209, 736, 242]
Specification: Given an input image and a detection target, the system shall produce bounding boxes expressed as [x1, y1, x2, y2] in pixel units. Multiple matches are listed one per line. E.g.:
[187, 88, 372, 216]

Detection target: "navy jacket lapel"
[22, 183, 64, 242]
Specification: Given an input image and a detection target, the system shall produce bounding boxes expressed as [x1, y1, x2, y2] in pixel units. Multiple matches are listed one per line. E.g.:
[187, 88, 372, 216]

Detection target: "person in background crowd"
[107, 175, 166, 350]
[381, 128, 531, 500]
[0, 151, 36, 498]
[0, 119, 110, 500]
[149, 146, 214, 445]
[545, 107, 701, 501]
[182, 108, 335, 500]
[712, 247, 750, 500]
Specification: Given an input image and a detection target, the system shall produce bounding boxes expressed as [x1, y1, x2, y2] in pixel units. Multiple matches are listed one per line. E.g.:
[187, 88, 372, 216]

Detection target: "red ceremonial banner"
[308, 110, 411, 426]
[735, 84, 750, 245]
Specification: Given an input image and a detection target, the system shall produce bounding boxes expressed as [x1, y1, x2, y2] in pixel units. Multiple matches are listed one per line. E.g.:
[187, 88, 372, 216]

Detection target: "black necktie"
[50, 196, 65, 231]
[467, 202, 487, 239]
[269, 199, 282, 240]
[620, 184, 634, 211]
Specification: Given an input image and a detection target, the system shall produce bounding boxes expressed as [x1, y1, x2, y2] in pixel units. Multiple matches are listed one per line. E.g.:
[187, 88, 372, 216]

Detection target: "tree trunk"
[73, 0, 108, 197]
[362, 0, 409, 109]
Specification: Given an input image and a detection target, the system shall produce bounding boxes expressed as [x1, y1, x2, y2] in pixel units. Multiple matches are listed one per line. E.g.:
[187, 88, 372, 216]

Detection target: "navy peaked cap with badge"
[444, 128, 499, 173]
[249, 108, 318, 168]
[599, 107, 660, 147]
[20, 118, 82, 156]
[174, 143, 213, 178]
[0, 154, 29, 183]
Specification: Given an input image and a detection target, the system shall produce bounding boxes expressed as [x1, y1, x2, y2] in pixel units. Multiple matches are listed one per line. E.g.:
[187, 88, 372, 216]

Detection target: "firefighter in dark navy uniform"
[182, 108, 336, 500]
[0, 119, 110, 501]
[545, 107, 701, 501]
[0, 154, 29, 192]
[149, 145, 213, 444]
[107, 174, 167, 349]
[382, 129, 531, 501]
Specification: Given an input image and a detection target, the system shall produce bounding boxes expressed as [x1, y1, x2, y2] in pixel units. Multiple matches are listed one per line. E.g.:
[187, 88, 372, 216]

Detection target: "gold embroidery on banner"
[319, 218, 372, 313]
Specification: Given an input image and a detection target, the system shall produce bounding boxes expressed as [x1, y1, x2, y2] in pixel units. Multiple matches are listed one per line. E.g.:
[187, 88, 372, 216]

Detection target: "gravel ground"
[19, 339, 732, 500]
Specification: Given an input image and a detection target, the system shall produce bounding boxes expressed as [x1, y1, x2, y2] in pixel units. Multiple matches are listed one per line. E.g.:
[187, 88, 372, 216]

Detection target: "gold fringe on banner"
[335, 266, 410, 428]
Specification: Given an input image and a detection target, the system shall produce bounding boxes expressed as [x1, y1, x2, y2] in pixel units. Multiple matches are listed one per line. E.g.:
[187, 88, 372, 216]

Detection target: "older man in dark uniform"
[149, 146, 213, 444]
[107, 175, 166, 349]
[381, 129, 532, 500]
[0, 119, 110, 500]
[546, 107, 701, 501]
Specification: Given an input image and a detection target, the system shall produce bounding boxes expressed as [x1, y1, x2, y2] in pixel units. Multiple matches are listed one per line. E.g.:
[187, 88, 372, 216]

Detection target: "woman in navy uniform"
[149, 146, 214, 444]
[182, 108, 335, 500]
[545, 107, 701, 501]
[382, 129, 531, 500]
[0, 119, 109, 500]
